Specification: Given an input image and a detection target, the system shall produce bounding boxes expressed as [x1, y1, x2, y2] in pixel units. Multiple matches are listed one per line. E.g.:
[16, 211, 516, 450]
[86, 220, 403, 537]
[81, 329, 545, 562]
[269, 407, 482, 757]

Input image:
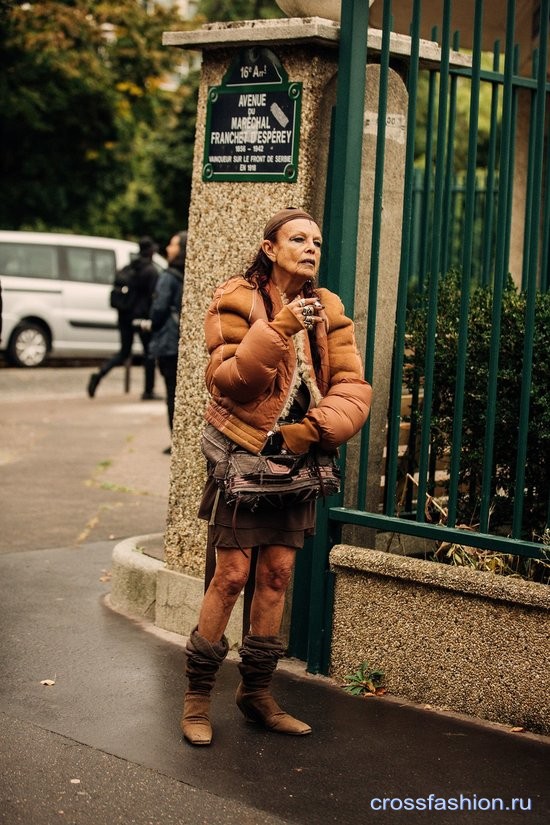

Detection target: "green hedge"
[405, 271, 550, 541]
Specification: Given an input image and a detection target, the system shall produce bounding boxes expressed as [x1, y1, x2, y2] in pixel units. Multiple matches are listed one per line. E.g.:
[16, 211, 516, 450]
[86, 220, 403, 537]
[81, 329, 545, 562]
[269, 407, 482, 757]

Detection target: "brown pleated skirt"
[198, 474, 316, 550]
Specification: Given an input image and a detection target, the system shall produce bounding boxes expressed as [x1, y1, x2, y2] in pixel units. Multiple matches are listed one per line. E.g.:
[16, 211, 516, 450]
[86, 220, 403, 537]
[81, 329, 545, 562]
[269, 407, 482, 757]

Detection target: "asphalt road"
[0, 362, 171, 554]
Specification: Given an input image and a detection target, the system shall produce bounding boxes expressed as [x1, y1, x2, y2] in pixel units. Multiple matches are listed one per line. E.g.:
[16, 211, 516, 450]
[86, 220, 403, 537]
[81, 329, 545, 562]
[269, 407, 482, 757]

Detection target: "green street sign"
[203, 48, 302, 183]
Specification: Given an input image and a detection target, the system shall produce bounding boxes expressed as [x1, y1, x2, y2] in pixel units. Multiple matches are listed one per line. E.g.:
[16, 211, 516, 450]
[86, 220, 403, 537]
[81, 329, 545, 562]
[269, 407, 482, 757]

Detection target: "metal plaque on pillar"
[202, 48, 302, 183]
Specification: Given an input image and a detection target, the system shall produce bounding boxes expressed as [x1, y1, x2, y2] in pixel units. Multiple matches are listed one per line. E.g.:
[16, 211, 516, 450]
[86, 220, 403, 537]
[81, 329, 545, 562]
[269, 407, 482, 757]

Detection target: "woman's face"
[262, 218, 322, 282]
[166, 234, 180, 264]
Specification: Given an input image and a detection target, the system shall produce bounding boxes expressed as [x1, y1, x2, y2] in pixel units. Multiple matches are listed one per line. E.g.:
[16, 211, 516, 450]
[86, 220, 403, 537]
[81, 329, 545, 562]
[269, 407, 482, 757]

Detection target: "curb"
[110, 533, 164, 620]
[109, 533, 245, 647]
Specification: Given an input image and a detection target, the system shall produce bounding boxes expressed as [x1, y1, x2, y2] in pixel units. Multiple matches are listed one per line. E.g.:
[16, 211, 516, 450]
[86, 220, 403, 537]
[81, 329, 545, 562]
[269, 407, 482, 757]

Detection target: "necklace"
[275, 284, 289, 306]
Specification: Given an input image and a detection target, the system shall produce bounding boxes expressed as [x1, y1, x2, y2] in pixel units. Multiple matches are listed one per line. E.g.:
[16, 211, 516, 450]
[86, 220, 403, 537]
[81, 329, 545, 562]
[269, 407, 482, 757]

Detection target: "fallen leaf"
[40, 678, 56, 686]
[510, 726, 525, 733]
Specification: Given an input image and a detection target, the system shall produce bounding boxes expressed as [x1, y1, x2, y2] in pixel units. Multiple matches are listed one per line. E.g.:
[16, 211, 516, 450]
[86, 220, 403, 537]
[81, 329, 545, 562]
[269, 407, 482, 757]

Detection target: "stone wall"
[330, 545, 550, 734]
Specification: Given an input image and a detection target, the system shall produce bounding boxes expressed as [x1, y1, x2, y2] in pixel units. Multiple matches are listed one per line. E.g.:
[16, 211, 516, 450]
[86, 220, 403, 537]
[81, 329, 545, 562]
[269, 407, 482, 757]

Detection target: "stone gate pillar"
[157, 19, 339, 635]
[157, 18, 408, 640]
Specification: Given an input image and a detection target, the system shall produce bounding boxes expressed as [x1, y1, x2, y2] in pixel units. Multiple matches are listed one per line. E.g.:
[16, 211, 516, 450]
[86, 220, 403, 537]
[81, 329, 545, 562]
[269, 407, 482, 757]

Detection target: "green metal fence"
[410, 170, 500, 289]
[292, 0, 550, 674]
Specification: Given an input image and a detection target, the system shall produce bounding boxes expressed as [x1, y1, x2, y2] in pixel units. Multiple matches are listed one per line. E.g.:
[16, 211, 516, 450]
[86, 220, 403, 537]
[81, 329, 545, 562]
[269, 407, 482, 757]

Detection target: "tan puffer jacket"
[204, 276, 372, 454]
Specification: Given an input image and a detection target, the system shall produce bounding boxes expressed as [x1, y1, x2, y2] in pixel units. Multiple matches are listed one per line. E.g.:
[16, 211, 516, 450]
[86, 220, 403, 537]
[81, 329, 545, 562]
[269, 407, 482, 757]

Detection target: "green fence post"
[447, 0, 484, 526]
[385, 0, 422, 514]
[513, 0, 548, 536]
[479, 0, 517, 531]
[417, 0, 453, 518]
[306, 0, 370, 675]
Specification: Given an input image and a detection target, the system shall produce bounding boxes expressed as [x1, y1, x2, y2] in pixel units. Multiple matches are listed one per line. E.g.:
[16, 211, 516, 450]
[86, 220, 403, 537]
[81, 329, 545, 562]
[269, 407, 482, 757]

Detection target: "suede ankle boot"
[236, 635, 311, 736]
[181, 627, 228, 746]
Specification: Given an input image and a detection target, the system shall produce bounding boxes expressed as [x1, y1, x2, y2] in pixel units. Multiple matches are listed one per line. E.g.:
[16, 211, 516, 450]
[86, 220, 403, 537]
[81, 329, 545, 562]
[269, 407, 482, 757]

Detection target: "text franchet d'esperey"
[209, 92, 292, 153]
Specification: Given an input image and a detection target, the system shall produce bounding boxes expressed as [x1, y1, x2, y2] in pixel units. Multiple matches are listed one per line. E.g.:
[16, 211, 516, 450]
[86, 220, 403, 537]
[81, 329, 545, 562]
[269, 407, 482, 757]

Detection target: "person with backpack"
[87, 236, 159, 399]
[147, 231, 187, 453]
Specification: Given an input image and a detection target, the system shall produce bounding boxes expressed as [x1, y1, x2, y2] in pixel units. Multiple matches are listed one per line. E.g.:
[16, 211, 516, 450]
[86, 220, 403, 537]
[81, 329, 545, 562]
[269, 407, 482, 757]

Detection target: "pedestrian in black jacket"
[87, 236, 159, 399]
[149, 231, 187, 452]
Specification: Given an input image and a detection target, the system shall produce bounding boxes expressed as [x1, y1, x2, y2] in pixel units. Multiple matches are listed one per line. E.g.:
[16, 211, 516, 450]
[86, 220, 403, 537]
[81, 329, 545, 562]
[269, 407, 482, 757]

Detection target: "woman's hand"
[287, 296, 324, 331]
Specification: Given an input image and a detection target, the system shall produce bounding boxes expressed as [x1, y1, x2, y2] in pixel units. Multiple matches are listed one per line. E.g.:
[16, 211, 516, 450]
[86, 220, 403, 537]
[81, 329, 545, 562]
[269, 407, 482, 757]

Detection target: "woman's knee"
[256, 561, 293, 594]
[212, 562, 249, 599]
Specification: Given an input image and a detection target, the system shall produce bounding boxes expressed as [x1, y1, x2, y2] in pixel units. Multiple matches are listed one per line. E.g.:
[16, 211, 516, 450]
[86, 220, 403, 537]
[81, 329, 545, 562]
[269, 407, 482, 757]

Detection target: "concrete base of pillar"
[109, 535, 244, 649]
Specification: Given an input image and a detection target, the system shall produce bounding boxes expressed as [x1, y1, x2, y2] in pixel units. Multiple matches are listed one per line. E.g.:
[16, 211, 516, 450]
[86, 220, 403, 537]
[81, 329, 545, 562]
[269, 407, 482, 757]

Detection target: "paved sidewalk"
[1, 540, 549, 825]
[1, 366, 548, 824]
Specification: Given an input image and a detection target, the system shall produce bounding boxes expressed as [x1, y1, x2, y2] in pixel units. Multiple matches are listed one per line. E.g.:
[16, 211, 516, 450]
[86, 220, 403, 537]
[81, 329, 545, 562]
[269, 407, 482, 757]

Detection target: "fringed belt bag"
[201, 423, 341, 512]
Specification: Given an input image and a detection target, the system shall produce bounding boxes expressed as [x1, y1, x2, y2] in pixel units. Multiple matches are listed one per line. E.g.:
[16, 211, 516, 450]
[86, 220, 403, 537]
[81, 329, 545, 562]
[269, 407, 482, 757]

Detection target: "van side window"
[65, 247, 116, 285]
[94, 249, 116, 285]
[0, 243, 58, 279]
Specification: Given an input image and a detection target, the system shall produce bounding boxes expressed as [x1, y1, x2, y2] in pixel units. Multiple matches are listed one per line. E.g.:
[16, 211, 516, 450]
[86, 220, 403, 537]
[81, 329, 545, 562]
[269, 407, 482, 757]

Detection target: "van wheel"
[8, 322, 50, 367]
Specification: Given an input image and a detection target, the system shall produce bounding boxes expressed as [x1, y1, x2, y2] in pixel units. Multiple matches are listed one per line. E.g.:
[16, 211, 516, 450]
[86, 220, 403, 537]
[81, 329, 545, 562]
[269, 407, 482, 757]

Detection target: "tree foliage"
[0, 0, 283, 245]
[0, 0, 196, 244]
[197, 0, 283, 22]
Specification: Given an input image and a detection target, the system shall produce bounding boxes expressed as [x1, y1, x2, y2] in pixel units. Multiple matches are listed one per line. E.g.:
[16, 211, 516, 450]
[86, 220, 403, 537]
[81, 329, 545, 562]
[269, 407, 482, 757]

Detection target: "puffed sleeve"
[205, 281, 303, 403]
[281, 289, 372, 452]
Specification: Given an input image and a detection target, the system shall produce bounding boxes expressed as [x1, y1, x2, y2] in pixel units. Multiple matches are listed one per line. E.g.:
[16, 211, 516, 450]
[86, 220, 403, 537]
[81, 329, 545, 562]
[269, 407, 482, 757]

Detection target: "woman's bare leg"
[249, 544, 296, 636]
[197, 548, 251, 642]
[236, 544, 310, 735]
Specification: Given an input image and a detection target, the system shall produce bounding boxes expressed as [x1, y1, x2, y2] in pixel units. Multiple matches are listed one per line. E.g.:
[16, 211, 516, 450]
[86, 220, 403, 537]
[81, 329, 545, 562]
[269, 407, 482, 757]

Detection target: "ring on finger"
[302, 306, 314, 317]
[304, 316, 314, 329]
[298, 298, 306, 307]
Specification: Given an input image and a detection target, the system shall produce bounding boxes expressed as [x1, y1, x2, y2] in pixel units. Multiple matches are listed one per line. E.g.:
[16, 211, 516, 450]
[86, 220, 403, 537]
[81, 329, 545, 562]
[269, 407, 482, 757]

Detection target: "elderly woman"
[182, 207, 372, 746]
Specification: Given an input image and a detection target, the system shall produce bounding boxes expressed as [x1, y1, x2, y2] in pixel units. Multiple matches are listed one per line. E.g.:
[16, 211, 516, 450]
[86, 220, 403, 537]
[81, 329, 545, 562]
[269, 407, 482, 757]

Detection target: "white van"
[0, 231, 166, 367]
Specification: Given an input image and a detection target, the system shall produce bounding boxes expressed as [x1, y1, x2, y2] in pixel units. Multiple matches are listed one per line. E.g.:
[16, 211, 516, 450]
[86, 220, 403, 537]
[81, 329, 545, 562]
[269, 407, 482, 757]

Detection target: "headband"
[263, 207, 317, 239]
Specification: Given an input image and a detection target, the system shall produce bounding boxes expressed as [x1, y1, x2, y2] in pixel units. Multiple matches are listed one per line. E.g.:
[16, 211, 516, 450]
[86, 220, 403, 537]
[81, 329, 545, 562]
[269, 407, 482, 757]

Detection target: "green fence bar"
[521, 52, 539, 292]
[447, 0, 484, 526]
[441, 31, 460, 278]
[417, 0, 453, 519]
[306, 0, 370, 676]
[540, 130, 550, 293]
[481, 42, 501, 287]
[322, 2, 369, 308]
[418, 36, 438, 295]
[356, 0, 393, 505]
[503, 44, 520, 279]
[513, 0, 549, 537]
[479, 0, 517, 531]
[328, 509, 546, 559]
[385, 0, 422, 516]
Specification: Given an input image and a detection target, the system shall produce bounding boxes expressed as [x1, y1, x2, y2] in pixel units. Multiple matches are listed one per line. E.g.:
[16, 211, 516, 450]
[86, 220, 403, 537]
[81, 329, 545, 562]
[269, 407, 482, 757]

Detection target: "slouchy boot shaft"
[236, 635, 311, 735]
[181, 627, 228, 746]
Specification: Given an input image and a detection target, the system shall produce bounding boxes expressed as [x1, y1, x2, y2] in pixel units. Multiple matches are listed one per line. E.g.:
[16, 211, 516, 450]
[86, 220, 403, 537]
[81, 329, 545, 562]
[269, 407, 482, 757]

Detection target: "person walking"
[148, 231, 187, 453]
[180, 207, 372, 746]
[87, 236, 159, 399]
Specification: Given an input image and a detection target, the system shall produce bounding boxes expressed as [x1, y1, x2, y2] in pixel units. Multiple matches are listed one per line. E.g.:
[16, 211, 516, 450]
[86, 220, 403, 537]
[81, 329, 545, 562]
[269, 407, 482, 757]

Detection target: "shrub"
[405, 271, 550, 541]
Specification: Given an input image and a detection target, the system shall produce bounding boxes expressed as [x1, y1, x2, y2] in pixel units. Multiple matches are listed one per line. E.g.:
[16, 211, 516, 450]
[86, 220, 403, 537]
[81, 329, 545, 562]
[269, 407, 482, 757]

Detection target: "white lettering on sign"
[364, 111, 406, 144]
[210, 130, 292, 145]
[230, 116, 270, 130]
[238, 93, 267, 107]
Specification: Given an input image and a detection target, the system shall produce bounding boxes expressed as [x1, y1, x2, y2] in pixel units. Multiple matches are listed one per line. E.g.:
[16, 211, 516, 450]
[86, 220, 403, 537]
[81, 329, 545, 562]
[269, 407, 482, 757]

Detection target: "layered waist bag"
[201, 423, 341, 512]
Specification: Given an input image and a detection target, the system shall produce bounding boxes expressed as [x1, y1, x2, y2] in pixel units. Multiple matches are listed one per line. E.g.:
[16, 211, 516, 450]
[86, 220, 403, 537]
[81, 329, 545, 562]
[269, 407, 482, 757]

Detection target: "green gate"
[288, 0, 550, 673]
